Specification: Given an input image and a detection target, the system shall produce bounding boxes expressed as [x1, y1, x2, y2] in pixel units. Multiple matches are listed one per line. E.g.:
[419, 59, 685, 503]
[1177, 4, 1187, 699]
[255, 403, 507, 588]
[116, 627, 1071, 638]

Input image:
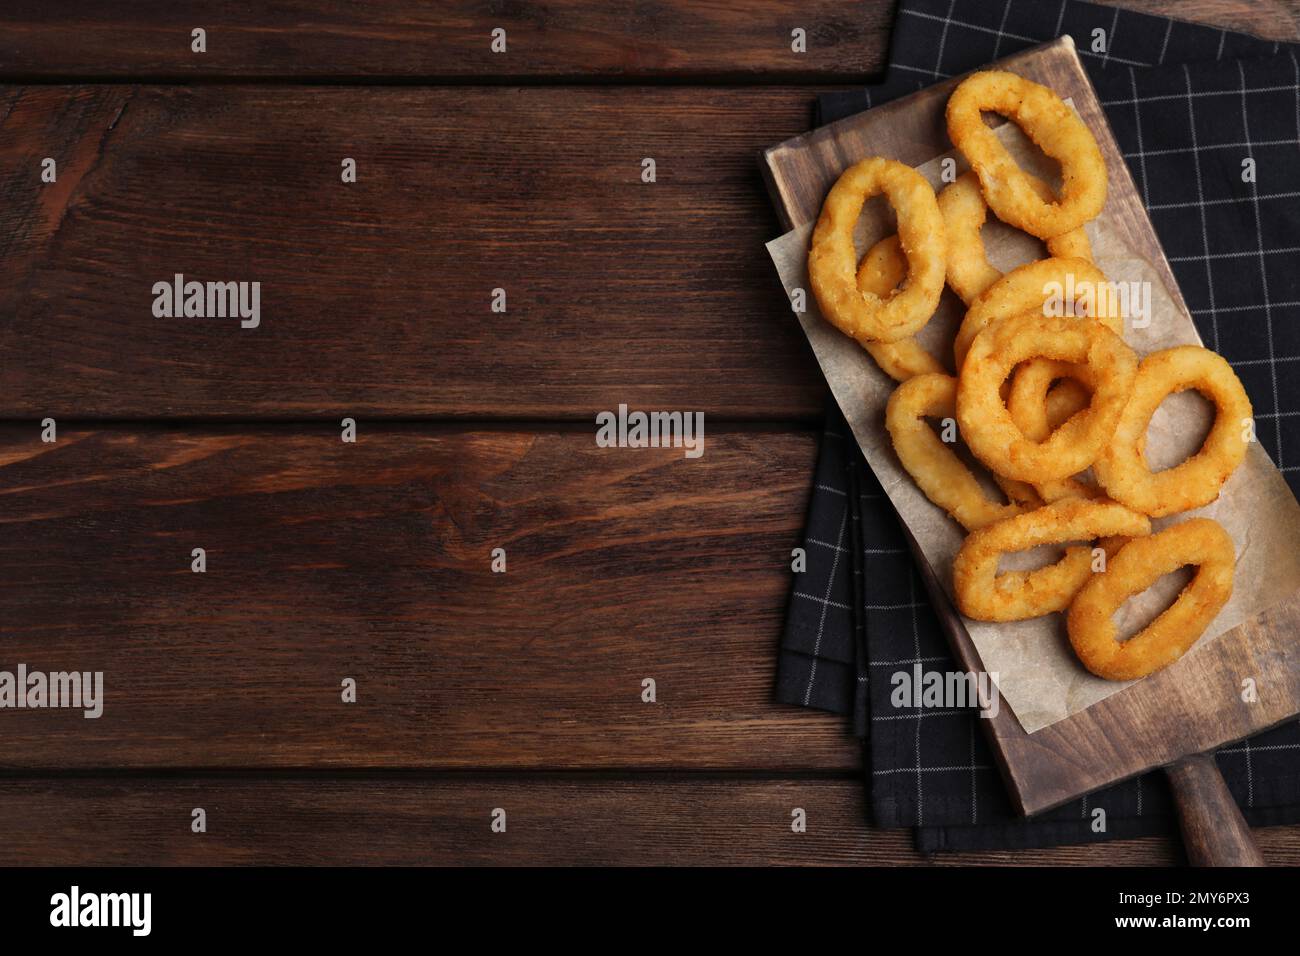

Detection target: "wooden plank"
[1, 775, 1297, 865]
[1097, 0, 1300, 40]
[0, 425, 857, 770]
[760, 37, 1300, 817]
[0, 2, 893, 80]
[0, 1, 1294, 82]
[0, 86, 825, 420]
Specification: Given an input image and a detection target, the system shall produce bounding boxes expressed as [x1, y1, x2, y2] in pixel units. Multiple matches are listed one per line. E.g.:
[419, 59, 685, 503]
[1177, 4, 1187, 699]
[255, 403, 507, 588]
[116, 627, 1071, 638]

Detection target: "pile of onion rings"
[805, 69, 1254, 681]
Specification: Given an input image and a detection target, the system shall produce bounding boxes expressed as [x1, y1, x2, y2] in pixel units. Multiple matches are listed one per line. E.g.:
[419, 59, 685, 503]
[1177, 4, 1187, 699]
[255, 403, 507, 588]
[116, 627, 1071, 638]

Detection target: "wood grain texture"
[760, 37, 1300, 816]
[1166, 755, 1266, 866]
[3, 776, 1298, 866]
[3, 0, 1299, 867]
[0, 425, 858, 770]
[0, 85, 826, 420]
[0, 1, 1295, 83]
[0, 1, 893, 81]
[1097, 0, 1300, 40]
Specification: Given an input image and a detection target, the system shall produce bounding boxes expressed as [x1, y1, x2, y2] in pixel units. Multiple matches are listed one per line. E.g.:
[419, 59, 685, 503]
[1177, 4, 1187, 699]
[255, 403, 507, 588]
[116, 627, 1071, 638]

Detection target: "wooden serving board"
[760, 36, 1300, 829]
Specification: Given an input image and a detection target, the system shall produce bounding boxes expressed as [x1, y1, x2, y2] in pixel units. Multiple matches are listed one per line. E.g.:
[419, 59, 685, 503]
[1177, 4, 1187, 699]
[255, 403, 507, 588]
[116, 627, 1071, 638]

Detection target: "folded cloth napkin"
[777, 0, 1300, 852]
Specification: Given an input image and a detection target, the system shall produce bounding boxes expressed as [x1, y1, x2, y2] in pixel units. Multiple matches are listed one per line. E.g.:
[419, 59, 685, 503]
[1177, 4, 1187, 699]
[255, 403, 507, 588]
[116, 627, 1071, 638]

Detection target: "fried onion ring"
[956, 313, 1137, 483]
[809, 157, 947, 343]
[1067, 518, 1234, 680]
[954, 257, 1120, 369]
[885, 373, 1025, 531]
[1092, 346, 1253, 517]
[952, 498, 1151, 621]
[938, 171, 1093, 305]
[854, 235, 947, 381]
[1006, 358, 1103, 502]
[993, 473, 1044, 509]
[946, 70, 1107, 240]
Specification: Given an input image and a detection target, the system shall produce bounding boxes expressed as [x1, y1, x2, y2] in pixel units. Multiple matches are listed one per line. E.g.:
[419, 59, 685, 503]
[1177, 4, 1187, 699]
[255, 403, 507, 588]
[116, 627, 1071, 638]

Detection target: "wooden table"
[0, 0, 1297, 866]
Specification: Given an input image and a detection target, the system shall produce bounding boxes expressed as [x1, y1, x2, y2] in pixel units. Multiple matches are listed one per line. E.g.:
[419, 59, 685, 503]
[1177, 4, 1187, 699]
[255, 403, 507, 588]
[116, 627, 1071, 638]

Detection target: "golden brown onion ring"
[1067, 518, 1234, 680]
[946, 70, 1107, 240]
[956, 313, 1137, 483]
[1005, 358, 1103, 502]
[952, 498, 1151, 621]
[1093, 346, 1253, 517]
[854, 235, 947, 382]
[885, 373, 1027, 531]
[954, 257, 1120, 370]
[809, 157, 947, 343]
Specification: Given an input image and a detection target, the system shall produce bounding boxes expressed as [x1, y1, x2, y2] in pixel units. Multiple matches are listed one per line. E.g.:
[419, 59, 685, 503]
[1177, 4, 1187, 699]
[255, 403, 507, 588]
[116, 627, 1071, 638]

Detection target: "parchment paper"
[766, 121, 1300, 733]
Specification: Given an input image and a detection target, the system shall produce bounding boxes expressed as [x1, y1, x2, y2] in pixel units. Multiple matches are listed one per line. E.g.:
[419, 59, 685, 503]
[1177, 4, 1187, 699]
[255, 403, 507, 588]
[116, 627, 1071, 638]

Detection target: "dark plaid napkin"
[777, 0, 1300, 852]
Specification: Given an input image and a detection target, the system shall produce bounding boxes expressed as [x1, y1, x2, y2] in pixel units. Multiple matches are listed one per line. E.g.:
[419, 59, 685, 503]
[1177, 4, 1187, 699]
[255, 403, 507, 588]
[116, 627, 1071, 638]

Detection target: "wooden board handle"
[1165, 753, 1265, 866]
